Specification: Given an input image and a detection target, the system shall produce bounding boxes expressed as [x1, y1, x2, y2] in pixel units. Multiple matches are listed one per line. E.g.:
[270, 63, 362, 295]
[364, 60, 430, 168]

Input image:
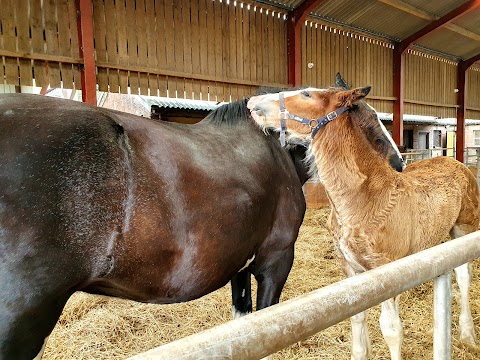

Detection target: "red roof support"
[392, 0, 480, 149]
[456, 53, 480, 163]
[392, 46, 405, 146]
[287, 1, 327, 86]
[76, 0, 97, 106]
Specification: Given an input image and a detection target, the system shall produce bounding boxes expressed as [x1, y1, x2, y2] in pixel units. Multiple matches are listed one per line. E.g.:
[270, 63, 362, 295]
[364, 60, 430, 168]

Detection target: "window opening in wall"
[474, 130, 480, 146]
[433, 130, 442, 148]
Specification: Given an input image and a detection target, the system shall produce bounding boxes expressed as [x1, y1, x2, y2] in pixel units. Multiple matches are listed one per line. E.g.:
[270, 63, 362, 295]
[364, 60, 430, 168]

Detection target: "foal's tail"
[454, 164, 480, 236]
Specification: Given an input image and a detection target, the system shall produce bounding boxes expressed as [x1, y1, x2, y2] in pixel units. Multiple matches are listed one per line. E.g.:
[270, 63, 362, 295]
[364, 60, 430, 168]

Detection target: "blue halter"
[278, 92, 350, 146]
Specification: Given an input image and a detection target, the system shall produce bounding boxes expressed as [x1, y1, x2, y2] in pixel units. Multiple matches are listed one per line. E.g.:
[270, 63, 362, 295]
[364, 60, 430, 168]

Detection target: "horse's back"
[401, 156, 479, 247]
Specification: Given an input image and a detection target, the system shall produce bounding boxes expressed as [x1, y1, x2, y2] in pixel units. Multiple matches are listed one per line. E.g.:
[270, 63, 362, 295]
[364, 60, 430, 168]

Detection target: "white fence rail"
[128, 230, 480, 360]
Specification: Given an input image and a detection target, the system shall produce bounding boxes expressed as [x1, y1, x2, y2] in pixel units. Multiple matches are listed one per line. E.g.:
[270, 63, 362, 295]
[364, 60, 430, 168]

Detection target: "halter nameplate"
[277, 91, 350, 144]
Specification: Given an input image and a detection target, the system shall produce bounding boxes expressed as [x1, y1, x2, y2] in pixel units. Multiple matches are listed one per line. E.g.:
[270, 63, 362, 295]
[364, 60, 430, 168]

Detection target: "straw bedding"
[43, 208, 480, 359]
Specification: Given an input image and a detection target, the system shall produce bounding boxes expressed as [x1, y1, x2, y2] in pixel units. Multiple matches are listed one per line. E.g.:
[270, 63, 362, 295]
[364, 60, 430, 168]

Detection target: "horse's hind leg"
[231, 269, 252, 319]
[451, 225, 477, 344]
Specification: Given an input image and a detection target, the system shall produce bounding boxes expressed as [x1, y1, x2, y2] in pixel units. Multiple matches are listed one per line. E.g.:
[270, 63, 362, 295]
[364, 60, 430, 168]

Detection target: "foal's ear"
[337, 86, 371, 107]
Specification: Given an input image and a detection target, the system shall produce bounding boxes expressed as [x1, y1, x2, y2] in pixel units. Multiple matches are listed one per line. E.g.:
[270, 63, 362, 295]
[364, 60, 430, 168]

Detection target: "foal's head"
[247, 86, 405, 172]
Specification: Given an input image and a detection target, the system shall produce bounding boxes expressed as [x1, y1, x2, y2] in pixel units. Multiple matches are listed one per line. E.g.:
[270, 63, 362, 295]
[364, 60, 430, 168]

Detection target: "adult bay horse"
[247, 86, 479, 360]
[0, 94, 308, 360]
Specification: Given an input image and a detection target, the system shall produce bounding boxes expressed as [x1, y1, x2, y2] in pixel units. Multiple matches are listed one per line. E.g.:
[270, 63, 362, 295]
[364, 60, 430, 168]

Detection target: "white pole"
[433, 272, 452, 360]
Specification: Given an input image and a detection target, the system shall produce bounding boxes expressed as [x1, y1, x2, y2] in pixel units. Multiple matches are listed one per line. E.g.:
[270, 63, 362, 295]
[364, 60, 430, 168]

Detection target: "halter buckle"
[326, 111, 338, 121]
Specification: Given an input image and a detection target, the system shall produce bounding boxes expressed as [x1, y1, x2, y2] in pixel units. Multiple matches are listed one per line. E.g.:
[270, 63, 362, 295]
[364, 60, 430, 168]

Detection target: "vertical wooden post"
[392, 44, 405, 147]
[76, 0, 97, 105]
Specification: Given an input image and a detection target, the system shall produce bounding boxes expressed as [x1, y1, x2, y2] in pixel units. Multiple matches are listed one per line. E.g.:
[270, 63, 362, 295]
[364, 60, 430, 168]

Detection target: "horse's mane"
[202, 99, 252, 126]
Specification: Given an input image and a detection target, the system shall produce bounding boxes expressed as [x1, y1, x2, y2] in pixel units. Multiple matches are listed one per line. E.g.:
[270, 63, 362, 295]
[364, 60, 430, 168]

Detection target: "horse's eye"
[301, 91, 311, 98]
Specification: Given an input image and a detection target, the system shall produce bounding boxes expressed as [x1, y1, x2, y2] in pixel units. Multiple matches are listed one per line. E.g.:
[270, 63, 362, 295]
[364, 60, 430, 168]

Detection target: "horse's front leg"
[231, 269, 252, 319]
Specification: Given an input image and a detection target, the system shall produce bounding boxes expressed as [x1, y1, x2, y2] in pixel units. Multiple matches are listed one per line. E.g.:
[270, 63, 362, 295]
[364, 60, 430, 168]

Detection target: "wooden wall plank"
[15, 1, 33, 86]
[146, 0, 159, 97]
[56, 0, 73, 89]
[104, 0, 119, 92]
[249, 5, 256, 86]
[125, 0, 139, 94]
[190, 0, 201, 99]
[44, 0, 61, 87]
[136, 0, 149, 95]
[198, 0, 208, 99]
[3, 0, 19, 86]
[255, 7, 263, 87]
[29, 0, 47, 87]
[182, 0, 193, 99]
[67, 0, 81, 88]
[155, 0, 167, 97]
[93, 0, 108, 91]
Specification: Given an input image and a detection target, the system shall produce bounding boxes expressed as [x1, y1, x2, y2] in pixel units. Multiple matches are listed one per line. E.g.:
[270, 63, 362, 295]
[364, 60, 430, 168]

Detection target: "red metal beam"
[401, 0, 480, 52]
[392, 45, 405, 147]
[76, 0, 97, 105]
[287, 0, 327, 86]
[456, 52, 480, 163]
[464, 52, 480, 69]
[456, 61, 467, 163]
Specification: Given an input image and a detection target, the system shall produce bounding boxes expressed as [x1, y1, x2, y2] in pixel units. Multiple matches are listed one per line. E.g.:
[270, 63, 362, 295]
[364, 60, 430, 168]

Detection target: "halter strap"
[278, 91, 350, 144]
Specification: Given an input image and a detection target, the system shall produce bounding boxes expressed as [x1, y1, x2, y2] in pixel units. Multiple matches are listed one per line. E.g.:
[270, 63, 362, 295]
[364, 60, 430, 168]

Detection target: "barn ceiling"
[257, 0, 480, 63]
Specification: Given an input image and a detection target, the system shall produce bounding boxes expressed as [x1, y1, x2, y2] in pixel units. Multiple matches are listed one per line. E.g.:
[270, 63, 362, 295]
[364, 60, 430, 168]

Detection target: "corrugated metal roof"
[402, 0, 471, 18]
[377, 112, 480, 125]
[139, 96, 226, 111]
[254, 0, 480, 61]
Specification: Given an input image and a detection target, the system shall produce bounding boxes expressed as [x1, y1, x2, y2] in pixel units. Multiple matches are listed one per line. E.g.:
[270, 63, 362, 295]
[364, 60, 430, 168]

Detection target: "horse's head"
[247, 85, 405, 172]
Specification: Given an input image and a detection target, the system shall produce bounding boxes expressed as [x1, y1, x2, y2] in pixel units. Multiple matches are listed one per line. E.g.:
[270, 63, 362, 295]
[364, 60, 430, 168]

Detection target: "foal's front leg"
[342, 262, 372, 360]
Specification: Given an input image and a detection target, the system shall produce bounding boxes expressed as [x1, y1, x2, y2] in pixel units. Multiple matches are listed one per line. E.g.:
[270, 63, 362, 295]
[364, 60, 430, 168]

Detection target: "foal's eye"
[301, 91, 311, 98]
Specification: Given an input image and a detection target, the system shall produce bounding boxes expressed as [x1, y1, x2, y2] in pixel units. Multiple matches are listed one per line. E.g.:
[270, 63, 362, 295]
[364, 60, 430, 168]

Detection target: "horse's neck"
[312, 115, 397, 228]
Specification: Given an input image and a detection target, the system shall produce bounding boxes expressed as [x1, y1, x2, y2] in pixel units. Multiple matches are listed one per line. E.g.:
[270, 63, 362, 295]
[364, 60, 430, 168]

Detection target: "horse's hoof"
[460, 332, 476, 345]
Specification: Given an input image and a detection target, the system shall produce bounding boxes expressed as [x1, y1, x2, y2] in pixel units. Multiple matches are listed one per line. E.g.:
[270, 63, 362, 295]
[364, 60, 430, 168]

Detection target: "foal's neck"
[312, 113, 397, 226]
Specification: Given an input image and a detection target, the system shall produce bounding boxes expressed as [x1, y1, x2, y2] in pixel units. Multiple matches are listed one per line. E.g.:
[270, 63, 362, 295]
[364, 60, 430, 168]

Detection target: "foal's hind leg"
[451, 225, 477, 344]
[454, 263, 476, 343]
[231, 269, 252, 319]
[379, 296, 403, 360]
